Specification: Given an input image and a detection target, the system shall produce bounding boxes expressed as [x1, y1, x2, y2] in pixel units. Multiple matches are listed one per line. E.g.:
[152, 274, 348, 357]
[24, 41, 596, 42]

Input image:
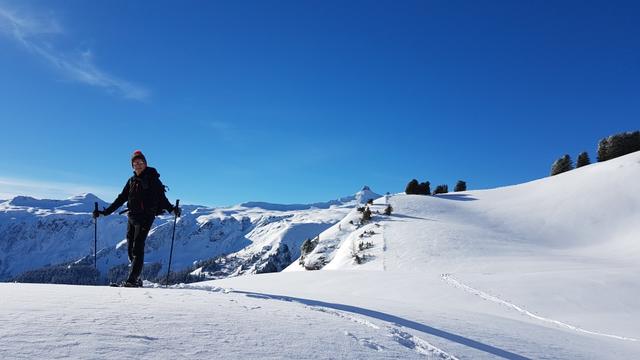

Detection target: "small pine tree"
[550, 154, 573, 176]
[454, 180, 467, 192]
[417, 181, 431, 195]
[362, 206, 372, 222]
[576, 151, 590, 168]
[433, 184, 448, 194]
[597, 137, 609, 162]
[405, 179, 419, 194]
[384, 204, 393, 215]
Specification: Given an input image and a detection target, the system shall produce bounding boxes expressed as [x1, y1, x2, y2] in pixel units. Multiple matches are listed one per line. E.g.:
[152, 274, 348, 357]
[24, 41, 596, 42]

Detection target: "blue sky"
[0, 0, 638, 206]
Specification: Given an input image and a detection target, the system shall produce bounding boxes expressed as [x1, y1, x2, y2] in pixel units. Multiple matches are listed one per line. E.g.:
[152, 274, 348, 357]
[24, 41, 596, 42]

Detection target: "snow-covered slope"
[217, 151, 639, 358]
[0, 186, 379, 282]
[288, 151, 640, 273]
[1, 154, 639, 359]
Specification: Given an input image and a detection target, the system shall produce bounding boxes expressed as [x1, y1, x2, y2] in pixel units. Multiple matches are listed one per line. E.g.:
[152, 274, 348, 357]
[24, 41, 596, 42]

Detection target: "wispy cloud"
[0, 4, 149, 101]
[0, 176, 119, 201]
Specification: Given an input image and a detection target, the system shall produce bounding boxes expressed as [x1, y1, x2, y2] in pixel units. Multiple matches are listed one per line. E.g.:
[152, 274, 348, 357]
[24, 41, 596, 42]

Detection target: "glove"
[92, 209, 106, 218]
[171, 205, 181, 217]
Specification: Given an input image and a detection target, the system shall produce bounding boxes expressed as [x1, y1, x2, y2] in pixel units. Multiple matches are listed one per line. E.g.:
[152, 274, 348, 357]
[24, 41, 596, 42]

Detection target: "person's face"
[132, 159, 147, 173]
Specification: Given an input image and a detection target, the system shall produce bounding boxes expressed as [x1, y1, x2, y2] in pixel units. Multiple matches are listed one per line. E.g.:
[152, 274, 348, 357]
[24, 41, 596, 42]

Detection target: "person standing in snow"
[93, 150, 180, 287]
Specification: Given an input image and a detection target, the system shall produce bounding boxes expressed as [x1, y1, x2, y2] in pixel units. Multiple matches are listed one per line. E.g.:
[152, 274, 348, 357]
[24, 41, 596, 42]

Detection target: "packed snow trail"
[441, 274, 639, 342]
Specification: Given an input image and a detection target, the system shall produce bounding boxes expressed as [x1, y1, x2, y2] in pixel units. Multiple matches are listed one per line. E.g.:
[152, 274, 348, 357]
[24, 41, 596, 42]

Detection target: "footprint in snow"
[388, 328, 458, 360]
[344, 331, 385, 352]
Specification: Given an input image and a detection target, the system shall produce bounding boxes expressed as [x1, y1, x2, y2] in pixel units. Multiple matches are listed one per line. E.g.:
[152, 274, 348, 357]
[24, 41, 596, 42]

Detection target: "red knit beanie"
[131, 150, 147, 164]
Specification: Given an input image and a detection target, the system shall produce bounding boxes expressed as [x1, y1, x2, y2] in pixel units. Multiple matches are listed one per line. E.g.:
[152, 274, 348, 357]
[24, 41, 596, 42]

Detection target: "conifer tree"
[576, 152, 590, 168]
[597, 131, 640, 162]
[433, 184, 448, 194]
[597, 137, 609, 162]
[405, 179, 419, 194]
[417, 181, 431, 195]
[550, 154, 573, 176]
[454, 180, 467, 192]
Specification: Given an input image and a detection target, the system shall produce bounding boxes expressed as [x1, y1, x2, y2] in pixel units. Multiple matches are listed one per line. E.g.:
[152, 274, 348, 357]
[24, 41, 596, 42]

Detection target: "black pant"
[126, 214, 155, 283]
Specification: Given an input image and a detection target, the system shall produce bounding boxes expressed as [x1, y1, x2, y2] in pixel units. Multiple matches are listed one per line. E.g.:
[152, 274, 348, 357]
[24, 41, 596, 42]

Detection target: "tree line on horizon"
[551, 130, 640, 176]
[403, 130, 639, 195]
[404, 179, 466, 195]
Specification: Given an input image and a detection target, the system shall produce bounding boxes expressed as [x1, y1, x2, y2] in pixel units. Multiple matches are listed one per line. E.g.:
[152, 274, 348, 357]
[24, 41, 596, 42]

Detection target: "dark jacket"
[104, 167, 173, 217]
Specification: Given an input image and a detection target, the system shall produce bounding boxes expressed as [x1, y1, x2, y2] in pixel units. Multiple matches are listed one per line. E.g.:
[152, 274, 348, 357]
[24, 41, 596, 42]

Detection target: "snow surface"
[1, 152, 639, 359]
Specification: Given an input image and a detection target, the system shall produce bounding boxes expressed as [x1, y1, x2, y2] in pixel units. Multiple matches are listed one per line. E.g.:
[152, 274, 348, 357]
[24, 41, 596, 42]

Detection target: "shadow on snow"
[432, 194, 478, 201]
[233, 290, 530, 360]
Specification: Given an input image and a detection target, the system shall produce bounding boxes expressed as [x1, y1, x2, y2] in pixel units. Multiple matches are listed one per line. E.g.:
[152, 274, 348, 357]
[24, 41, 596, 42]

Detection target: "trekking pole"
[165, 199, 180, 287]
[93, 202, 98, 284]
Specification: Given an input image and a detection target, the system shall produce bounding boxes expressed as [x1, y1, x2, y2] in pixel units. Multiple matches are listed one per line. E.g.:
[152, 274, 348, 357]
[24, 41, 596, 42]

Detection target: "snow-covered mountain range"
[0, 186, 381, 282]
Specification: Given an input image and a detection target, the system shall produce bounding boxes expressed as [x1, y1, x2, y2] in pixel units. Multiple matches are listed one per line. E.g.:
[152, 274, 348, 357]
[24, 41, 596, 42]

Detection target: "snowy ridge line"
[441, 274, 639, 342]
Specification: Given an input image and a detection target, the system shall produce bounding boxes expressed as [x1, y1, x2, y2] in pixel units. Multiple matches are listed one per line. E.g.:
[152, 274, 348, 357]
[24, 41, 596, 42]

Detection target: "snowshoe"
[122, 281, 139, 288]
[110, 279, 143, 288]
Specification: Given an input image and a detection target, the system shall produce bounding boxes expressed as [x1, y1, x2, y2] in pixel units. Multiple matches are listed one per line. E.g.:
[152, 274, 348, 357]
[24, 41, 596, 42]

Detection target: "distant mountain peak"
[2, 193, 108, 212]
[7, 195, 40, 207]
[66, 193, 102, 202]
[354, 186, 381, 204]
